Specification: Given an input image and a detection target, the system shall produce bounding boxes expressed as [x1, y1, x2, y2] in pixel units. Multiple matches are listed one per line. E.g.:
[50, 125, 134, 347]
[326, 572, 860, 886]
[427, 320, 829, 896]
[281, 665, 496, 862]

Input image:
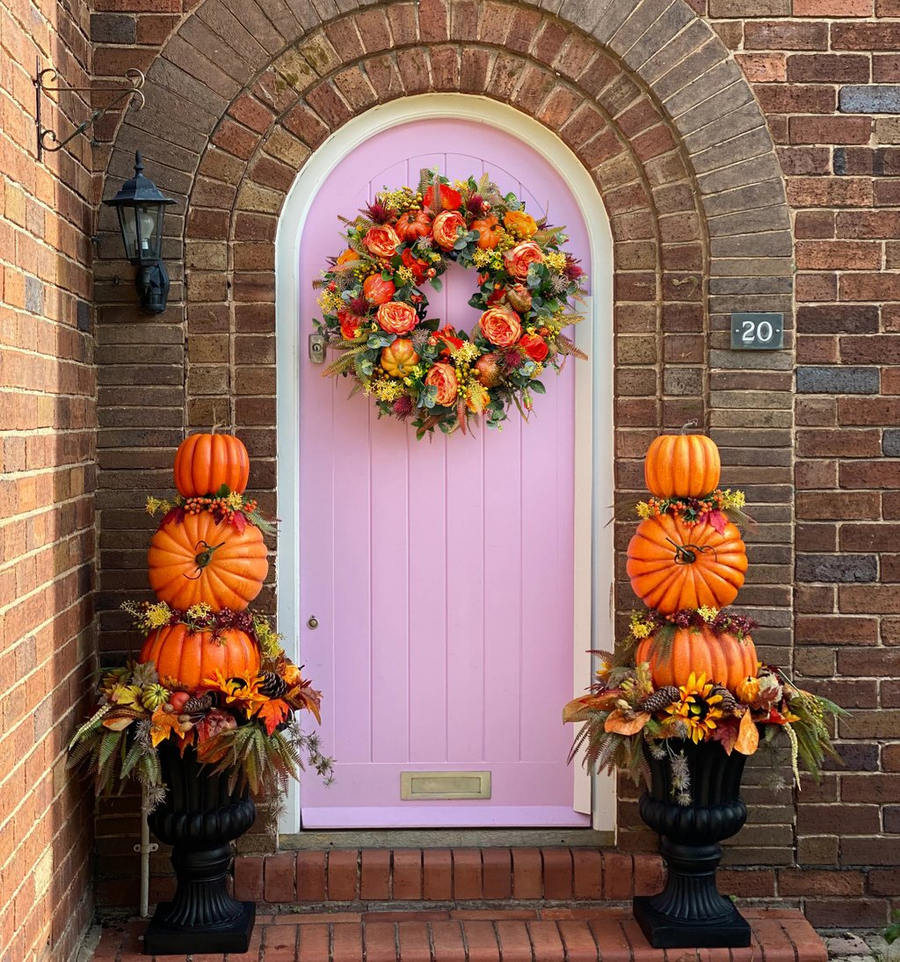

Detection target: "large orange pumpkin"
[626, 514, 747, 613]
[635, 626, 757, 694]
[173, 433, 250, 497]
[140, 624, 260, 691]
[644, 433, 721, 499]
[148, 511, 268, 611]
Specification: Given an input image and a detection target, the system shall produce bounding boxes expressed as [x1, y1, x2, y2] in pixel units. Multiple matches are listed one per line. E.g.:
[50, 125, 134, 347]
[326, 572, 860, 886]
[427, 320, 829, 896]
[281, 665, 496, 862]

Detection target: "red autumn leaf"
[256, 699, 290, 736]
[232, 511, 247, 534]
[707, 509, 727, 535]
[709, 715, 741, 755]
[159, 506, 185, 529]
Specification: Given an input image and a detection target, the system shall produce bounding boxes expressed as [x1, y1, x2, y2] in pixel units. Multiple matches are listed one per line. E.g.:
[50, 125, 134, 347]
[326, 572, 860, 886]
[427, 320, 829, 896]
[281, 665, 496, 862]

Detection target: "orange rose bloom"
[520, 333, 549, 362]
[479, 307, 522, 348]
[363, 274, 396, 305]
[432, 211, 466, 251]
[364, 225, 400, 258]
[503, 210, 538, 238]
[376, 301, 418, 335]
[425, 362, 458, 406]
[336, 248, 360, 264]
[504, 241, 544, 280]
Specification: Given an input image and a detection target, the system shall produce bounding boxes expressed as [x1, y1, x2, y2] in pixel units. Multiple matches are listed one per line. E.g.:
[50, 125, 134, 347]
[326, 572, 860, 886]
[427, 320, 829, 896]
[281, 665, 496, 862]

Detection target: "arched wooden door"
[297, 118, 594, 828]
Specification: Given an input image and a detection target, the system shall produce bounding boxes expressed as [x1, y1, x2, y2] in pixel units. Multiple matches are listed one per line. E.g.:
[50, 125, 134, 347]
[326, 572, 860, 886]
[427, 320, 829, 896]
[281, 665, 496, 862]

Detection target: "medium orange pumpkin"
[635, 626, 758, 694]
[395, 209, 433, 242]
[140, 624, 260, 691]
[381, 338, 419, 377]
[471, 216, 501, 250]
[644, 432, 721, 498]
[173, 433, 250, 497]
[148, 511, 268, 611]
[626, 514, 747, 613]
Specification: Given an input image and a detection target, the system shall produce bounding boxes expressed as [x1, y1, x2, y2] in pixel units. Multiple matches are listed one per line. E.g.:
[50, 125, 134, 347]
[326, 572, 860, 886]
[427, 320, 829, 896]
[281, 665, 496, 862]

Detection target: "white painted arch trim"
[274, 94, 615, 836]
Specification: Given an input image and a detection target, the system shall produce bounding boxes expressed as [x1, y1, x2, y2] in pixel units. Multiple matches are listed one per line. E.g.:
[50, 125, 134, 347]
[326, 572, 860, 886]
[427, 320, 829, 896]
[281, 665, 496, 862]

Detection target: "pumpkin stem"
[187, 540, 225, 577]
[666, 536, 718, 566]
[680, 419, 699, 435]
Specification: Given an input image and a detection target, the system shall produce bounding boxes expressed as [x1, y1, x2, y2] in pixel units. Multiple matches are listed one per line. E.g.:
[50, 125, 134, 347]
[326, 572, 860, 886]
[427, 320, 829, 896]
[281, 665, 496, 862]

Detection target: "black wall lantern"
[104, 151, 175, 315]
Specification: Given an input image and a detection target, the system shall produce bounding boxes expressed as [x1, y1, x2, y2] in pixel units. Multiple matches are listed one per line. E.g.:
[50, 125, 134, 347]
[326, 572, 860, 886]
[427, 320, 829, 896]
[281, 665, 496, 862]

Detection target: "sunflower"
[664, 672, 725, 744]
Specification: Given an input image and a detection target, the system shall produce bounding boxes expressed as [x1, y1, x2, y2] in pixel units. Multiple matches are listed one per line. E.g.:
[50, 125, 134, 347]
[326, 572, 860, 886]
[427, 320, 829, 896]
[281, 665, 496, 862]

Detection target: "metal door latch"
[309, 333, 326, 364]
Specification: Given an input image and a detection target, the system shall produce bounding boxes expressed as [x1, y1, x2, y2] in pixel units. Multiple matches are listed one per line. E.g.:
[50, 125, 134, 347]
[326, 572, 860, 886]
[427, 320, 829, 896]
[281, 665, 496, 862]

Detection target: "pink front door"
[298, 119, 592, 828]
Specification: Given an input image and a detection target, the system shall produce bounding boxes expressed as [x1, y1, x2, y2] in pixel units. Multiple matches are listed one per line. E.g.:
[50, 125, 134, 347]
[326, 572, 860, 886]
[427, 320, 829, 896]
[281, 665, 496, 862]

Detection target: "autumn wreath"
[313, 170, 588, 438]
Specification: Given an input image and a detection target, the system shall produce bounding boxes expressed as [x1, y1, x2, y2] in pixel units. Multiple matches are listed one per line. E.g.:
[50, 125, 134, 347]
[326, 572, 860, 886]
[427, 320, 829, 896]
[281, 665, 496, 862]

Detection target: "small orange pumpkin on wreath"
[313, 169, 589, 439]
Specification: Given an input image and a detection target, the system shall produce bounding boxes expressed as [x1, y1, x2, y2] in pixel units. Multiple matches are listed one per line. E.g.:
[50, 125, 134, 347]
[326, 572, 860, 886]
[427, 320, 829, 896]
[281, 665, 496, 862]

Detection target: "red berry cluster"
[647, 489, 725, 527]
[182, 495, 258, 525]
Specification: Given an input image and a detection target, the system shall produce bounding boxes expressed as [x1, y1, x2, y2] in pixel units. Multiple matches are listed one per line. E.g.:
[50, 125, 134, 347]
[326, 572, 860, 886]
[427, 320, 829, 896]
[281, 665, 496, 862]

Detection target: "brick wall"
[0, 0, 97, 958]
[81, 0, 900, 930]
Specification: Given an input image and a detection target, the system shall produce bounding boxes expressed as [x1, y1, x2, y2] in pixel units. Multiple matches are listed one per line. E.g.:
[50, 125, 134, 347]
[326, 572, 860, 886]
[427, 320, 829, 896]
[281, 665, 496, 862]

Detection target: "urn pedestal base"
[144, 901, 255, 956]
[634, 890, 750, 948]
[634, 740, 751, 949]
[143, 744, 257, 956]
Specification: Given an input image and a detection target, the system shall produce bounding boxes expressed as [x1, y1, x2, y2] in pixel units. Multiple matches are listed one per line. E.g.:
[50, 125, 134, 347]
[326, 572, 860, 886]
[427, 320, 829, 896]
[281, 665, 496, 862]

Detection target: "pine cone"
[258, 671, 288, 699]
[712, 685, 737, 714]
[639, 686, 681, 714]
[182, 693, 214, 721]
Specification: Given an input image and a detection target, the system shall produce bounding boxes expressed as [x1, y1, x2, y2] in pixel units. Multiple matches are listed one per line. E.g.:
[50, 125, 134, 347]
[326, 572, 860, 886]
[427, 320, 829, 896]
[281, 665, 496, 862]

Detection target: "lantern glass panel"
[137, 203, 164, 261]
[118, 206, 139, 262]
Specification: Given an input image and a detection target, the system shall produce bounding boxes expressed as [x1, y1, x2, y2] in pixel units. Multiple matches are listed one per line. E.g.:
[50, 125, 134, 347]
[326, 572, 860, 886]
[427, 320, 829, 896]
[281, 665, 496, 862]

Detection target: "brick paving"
[89, 906, 825, 962]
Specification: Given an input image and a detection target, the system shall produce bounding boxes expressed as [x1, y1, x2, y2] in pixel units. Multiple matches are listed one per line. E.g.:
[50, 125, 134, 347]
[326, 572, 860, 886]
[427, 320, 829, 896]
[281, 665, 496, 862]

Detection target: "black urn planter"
[633, 738, 751, 949]
[143, 743, 256, 956]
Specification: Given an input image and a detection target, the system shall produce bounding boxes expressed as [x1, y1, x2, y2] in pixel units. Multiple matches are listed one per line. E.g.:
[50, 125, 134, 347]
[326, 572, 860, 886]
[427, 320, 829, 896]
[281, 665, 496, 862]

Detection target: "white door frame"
[274, 94, 615, 836]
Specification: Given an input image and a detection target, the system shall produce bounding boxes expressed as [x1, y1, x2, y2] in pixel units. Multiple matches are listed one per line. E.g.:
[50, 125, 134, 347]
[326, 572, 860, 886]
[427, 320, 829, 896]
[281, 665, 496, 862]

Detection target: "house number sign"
[730, 312, 784, 350]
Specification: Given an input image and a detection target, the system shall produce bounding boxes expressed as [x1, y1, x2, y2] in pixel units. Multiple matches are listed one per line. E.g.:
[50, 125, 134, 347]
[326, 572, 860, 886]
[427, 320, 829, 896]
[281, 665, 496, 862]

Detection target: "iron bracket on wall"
[33, 57, 146, 161]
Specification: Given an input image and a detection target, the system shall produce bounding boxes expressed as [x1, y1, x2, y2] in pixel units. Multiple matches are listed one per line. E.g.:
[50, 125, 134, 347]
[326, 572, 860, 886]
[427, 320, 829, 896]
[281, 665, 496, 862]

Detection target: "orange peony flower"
[363, 274, 396, 305]
[423, 183, 462, 210]
[336, 248, 360, 264]
[339, 311, 362, 341]
[401, 248, 429, 284]
[376, 301, 418, 335]
[432, 211, 467, 251]
[425, 362, 458, 406]
[364, 225, 400, 258]
[504, 241, 544, 280]
[503, 210, 538, 238]
[520, 333, 549, 362]
[479, 307, 522, 348]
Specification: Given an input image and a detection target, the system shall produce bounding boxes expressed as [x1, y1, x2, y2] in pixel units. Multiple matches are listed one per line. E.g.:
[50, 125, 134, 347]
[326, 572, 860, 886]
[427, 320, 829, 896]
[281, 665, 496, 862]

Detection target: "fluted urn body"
[143, 743, 256, 955]
[633, 739, 751, 948]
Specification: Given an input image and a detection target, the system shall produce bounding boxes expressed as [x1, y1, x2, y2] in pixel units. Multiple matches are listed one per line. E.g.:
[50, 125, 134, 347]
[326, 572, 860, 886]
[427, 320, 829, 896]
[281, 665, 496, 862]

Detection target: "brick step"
[90, 906, 827, 961]
[231, 849, 667, 905]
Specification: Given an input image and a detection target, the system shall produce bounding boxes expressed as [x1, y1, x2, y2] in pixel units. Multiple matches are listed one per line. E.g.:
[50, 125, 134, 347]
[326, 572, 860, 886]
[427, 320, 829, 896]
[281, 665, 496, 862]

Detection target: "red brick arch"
[95, 0, 795, 862]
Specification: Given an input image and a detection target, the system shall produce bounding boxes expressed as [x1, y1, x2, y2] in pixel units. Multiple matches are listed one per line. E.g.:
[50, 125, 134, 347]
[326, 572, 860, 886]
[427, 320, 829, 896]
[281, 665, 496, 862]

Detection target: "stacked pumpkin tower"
[143, 434, 269, 693]
[625, 431, 759, 710]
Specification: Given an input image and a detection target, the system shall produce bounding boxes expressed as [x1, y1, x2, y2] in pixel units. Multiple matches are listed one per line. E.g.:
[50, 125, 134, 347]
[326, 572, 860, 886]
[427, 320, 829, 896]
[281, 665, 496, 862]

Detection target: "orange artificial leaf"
[734, 711, 760, 756]
[150, 706, 190, 747]
[604, 710, 651, 735]
[563, 691, 619, 723]
[256, 698, 290, 736]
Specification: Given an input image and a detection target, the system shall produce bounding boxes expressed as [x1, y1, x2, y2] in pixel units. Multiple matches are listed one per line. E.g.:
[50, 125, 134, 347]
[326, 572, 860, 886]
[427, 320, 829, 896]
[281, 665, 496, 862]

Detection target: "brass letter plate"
[400, 771, 492, 800]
